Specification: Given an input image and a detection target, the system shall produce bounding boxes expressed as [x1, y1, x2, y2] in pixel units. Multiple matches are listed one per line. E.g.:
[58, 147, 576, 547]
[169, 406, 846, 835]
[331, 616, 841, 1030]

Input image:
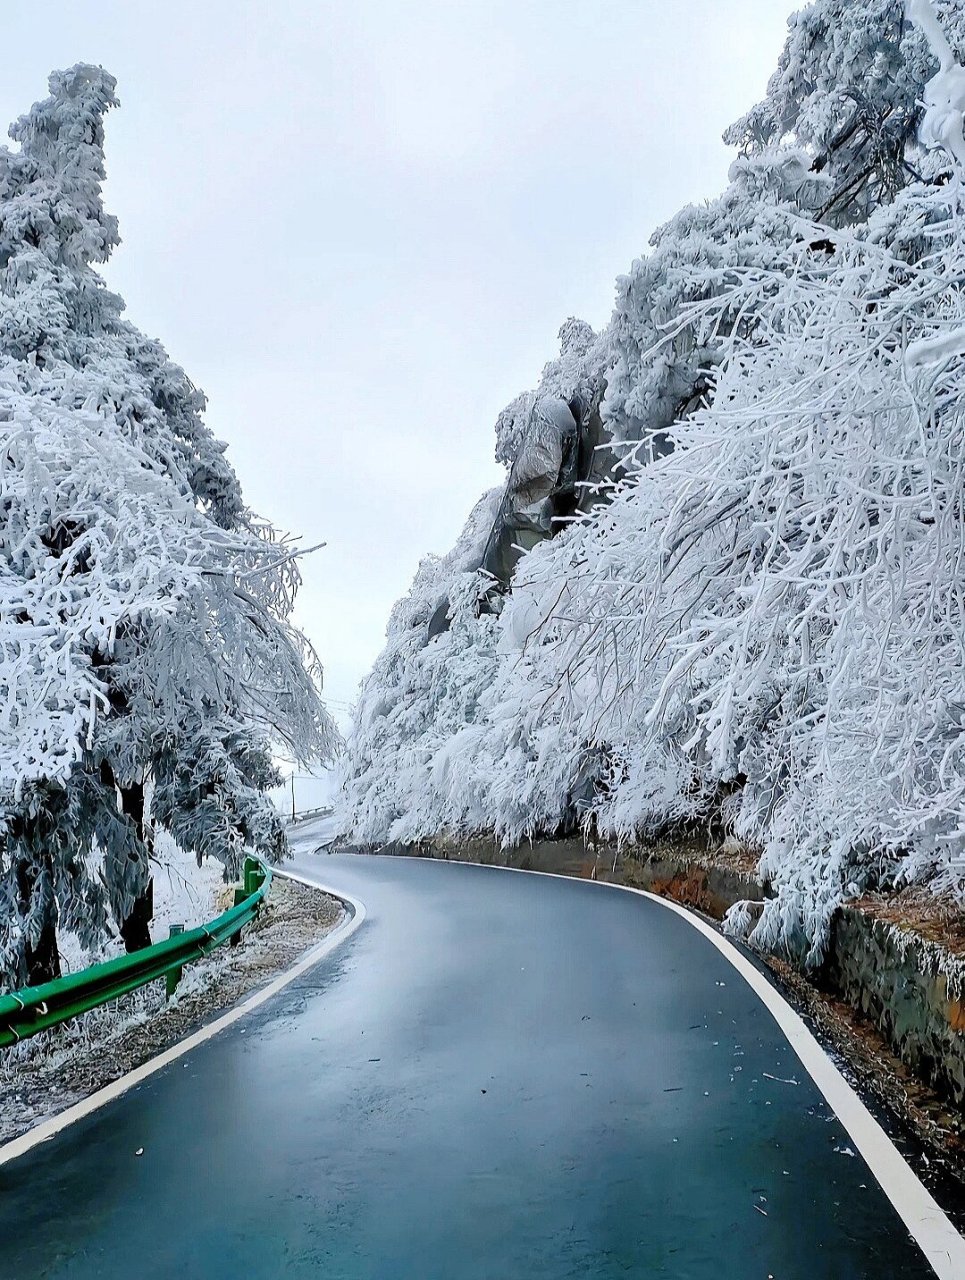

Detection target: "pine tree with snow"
[0, 67, 337, 984]
[726, 0, 965, 222]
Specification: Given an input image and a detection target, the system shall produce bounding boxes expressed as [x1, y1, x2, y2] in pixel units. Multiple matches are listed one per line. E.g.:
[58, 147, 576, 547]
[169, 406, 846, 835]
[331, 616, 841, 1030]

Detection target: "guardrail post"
[243, 856, 265, 897]
[165, 924, 185, 998]
[230, 858, 267, 945]
[0, 860, 272, 1047]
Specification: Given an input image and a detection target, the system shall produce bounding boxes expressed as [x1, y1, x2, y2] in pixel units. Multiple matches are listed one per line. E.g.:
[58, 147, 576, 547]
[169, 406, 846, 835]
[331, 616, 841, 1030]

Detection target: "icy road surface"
[0, 820, 955, 1279]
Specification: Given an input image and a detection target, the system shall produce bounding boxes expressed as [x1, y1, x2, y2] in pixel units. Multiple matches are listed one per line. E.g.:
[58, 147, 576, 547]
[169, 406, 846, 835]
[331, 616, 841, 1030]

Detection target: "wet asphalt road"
[0, 835, 943, 1279]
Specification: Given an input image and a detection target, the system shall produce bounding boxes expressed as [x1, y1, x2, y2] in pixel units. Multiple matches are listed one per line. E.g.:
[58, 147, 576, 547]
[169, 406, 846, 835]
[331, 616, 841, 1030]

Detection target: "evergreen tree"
[725, 0, 965, 222]
[0, 67, 336, 983]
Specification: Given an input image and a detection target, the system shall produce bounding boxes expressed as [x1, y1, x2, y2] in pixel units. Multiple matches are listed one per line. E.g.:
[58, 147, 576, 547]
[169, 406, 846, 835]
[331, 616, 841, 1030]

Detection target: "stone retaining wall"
[824, 909, 965, 1105]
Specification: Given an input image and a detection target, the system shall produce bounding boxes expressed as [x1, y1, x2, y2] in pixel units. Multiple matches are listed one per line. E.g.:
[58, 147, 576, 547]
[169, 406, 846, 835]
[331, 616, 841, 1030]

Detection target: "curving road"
[0, 823, 960, 1279]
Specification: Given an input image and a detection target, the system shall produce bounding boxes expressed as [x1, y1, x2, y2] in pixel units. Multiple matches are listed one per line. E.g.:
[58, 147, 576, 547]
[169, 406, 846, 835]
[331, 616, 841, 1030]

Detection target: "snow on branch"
[340, 0, 965, 957]
[908, 0, 965, 169]
[0, 63, 337, 981]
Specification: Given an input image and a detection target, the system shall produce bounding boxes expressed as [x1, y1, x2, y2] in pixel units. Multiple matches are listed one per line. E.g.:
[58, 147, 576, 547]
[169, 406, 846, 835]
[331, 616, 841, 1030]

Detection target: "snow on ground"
[0, 878, 343, 1142]
[150, 834, 228, 940]
[57, 833, 226, 975]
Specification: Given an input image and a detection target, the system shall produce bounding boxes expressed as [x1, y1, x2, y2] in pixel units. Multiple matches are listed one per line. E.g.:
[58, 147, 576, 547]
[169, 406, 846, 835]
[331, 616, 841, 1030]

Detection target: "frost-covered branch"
[0, 64, 338, 983]
[907, 0, 965, 169]
[340, 0, 965, 960]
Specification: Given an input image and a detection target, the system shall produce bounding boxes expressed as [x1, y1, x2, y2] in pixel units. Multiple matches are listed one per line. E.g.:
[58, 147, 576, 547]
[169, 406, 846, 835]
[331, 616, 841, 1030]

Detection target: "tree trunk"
[119, 877, 154, 953]
[15, 859, 62, 987]
[119, 781, 154, 953]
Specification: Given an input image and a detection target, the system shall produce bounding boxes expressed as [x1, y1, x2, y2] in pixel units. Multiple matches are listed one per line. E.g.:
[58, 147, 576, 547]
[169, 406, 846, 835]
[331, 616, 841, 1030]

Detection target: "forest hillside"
[340, 0, 965, 959]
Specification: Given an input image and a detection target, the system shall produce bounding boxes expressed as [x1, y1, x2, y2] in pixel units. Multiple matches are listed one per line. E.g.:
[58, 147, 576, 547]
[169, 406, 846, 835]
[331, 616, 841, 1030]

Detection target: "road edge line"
[0, 874, 366, 1169]
[389, 853, 965, 1279]
[628, 881, 965, 1280]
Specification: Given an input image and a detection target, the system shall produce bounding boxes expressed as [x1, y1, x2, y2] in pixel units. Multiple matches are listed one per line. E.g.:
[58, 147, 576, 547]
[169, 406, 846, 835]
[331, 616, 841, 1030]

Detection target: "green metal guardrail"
[0, 856, 270, 1048]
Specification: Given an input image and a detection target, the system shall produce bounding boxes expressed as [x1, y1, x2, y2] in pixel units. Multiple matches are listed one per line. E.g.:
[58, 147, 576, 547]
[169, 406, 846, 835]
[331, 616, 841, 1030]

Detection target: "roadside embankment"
[382, 831, 965, 1187]
[0, 875, 342, 1146]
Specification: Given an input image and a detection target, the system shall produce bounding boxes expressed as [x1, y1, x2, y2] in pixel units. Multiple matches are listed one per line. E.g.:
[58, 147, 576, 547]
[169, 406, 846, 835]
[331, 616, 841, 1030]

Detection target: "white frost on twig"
[905, 326, 965, 367]
[907, 0, 965, 169]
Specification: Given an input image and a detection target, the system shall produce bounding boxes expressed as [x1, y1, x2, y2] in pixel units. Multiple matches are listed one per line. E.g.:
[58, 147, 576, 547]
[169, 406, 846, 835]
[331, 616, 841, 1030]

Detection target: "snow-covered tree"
[341, 0, 965, 959]
[480, 166, 965, 957]
[340, 489, 503, 846]
[0, 67, 336, 984]
[602, 150, 829, 450]
[725, 0, 965, 223]
[0, 65, 244, 525]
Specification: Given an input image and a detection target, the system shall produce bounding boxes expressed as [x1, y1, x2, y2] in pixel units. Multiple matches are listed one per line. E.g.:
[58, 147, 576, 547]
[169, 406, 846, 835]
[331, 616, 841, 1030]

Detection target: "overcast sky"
[4, 0, 791, 736]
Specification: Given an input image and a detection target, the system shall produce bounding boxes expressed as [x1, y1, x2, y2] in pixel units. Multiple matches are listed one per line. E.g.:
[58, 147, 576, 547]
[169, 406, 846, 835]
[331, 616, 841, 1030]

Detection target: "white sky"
[3, 0, 791, 734]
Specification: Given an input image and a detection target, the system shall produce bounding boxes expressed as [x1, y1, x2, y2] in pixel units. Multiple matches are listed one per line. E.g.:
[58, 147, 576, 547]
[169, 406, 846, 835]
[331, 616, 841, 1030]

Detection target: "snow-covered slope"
[340, 0, 965, 958]
[57, 834, 225, 972]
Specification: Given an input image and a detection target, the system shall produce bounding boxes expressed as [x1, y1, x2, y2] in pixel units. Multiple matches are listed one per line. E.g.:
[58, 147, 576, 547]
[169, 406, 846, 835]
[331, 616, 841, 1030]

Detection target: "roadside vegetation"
[0, 68, 337, 988]
[341, 0, 965, 959]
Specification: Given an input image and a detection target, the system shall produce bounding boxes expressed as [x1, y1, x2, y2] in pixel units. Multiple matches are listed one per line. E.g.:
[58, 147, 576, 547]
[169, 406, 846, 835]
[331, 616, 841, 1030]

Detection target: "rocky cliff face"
[426, 317, 614, 633]
[480, 390, 615, 594]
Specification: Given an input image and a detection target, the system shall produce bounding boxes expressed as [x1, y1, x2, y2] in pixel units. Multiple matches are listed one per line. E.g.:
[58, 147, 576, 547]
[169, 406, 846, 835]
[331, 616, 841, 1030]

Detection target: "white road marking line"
[375, 853, 965, 1280]
[5, 843, 963, 1280]
[0, 875, 365, 1169]
[632, 883, 965, 1280]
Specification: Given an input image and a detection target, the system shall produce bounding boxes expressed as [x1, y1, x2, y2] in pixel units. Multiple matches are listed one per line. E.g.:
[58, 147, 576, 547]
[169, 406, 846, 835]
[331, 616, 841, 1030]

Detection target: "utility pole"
[291, 772, 296, 821]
